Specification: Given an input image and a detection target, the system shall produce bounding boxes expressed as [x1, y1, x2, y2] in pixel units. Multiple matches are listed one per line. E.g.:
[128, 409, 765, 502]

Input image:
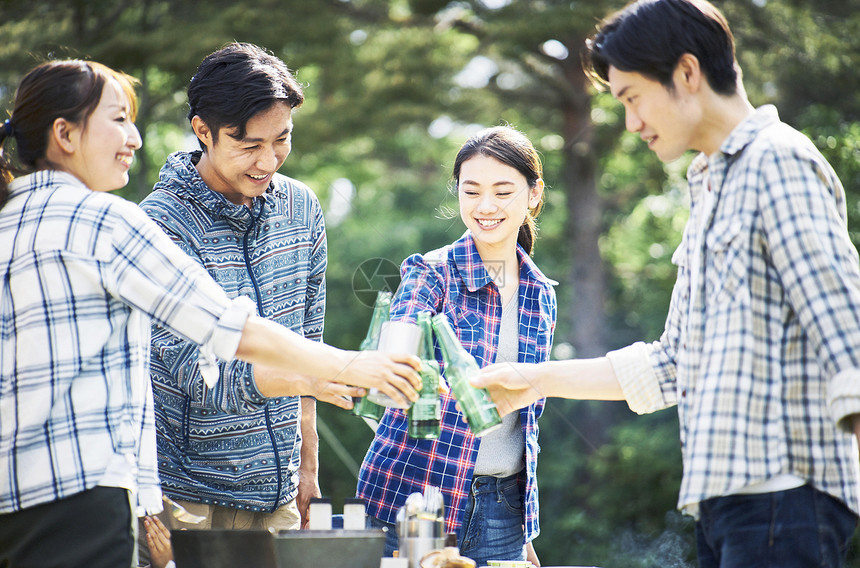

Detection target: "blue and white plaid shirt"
[357, 232, 557, 542]
[607, 106, 860, 517]
[0, 170, 253, 516]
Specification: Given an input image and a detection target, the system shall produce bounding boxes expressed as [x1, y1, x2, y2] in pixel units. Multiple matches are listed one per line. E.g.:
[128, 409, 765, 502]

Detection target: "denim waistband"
[471, 472, 520, 493]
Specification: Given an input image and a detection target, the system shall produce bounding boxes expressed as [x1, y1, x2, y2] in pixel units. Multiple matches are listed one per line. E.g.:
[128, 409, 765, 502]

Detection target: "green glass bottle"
[352, 291, 390, 422]
[430, 314, 502, 437]
[408, 312, 442, 439]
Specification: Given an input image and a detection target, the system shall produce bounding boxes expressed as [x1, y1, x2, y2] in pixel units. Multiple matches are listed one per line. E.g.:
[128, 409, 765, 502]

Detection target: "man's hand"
[470, 362, 546, 416]
[851, 414, 860, 449]
[297, 468, 321, 529]
[298, 397, 321, 529]
[471, 358, 625, 413]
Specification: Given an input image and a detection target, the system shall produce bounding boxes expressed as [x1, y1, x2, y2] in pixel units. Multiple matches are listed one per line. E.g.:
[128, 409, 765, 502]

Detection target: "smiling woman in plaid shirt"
[0, 60, 420, 568]
[357, 126, 557, 567]
[474, 1, 860, 567]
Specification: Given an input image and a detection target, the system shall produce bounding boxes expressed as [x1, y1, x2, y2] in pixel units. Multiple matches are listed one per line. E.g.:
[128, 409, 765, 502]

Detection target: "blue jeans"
[458, 474, 526, 565]
[370, 473, 526, 565]
[368, 515, 399, 557]
[696, 484, 858, 568]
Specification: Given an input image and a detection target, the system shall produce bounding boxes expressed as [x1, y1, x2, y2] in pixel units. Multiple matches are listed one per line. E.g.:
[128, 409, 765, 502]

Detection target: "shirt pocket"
[704, 216, 747, 301]
[451, 308, 485, 348]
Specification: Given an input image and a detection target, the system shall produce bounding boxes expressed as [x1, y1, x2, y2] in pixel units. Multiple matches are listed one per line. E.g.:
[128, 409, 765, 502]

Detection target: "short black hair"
[188, 42, 304, 149]
[583, 0, 738, 96]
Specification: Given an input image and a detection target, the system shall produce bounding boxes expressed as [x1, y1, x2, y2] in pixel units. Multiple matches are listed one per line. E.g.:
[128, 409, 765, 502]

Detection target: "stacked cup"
[396, 486, 446, 568]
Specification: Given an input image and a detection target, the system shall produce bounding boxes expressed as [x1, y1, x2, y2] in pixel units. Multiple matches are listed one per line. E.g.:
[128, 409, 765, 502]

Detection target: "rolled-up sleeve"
[104, 199, 255, 380]
[829, 369, 860, 432]
[607, 342, 672, 415]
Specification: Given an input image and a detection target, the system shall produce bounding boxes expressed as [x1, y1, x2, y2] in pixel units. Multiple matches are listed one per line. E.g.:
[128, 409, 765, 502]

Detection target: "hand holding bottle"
[237, 314, 422, 406]
[337, 350, 422, 409]
[353, 292, 395, 420]
[367, 320, 423, 408]
[431, 314, 502, 437]
[467, 361, 547, 417]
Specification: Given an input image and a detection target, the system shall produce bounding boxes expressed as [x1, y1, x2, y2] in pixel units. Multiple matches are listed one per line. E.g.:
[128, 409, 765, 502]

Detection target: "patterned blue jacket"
[140, 151, 326, 511]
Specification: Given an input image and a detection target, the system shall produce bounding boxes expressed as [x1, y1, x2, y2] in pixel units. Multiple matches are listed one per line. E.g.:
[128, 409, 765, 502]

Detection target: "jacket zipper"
[242, 206, 265, 316]
[264, 404, 284, 513]
[243, 202, 284, 511]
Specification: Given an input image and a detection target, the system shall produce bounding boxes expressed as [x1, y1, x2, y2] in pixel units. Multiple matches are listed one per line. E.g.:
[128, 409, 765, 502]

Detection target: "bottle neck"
[430, 315, 461, 362]
[417, 315, 434, 360]
[368, 309, 387, 340]
[361, 300, 390, 350]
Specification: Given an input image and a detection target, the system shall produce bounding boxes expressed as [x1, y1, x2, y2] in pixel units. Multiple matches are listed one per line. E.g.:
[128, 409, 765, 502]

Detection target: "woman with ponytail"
[357, 126, 557, 567]
[0, 60, 419, 568]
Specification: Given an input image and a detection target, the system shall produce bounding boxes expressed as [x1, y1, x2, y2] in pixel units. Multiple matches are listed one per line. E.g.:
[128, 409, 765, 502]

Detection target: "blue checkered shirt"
[356, 231, 557, 542]
[607, 106, 860, 517]
[0, 170, 252, 515]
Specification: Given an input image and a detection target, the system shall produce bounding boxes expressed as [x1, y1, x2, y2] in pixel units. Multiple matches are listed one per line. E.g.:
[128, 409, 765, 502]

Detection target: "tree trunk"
[132, 65, 150, 203]
[562, 66, 607, 359]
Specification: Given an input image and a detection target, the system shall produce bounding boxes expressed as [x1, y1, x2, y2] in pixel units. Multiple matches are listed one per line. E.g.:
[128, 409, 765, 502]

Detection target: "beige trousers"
[137, 498, 300, 567]
[164, 498, 301, 531]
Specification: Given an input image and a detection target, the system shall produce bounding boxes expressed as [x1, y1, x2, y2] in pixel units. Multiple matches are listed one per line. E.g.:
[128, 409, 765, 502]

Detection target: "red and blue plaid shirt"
[356, 231, 557, 542]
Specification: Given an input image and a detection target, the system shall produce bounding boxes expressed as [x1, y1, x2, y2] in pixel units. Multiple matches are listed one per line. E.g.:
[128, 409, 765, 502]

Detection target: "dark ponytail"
[0, 119, 16, 208]
[517, 213, 538, 256]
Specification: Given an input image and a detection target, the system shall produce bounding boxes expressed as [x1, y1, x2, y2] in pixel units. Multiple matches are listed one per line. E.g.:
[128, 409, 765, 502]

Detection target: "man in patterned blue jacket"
[137, 42, 326, 564]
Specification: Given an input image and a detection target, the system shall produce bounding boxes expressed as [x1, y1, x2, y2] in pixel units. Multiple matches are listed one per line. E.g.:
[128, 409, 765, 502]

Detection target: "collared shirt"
[0, 170, 253, 515]
[140, 151, 327, 511]
[357, 232, 557, 542]
[607, 106, 860, 517]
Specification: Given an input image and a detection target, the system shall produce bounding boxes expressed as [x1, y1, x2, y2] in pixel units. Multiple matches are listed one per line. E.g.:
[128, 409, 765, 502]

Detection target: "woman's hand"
[525, 540, 540, 566]
[254, 352, 421, 410]
[238, 317, 422, 408]
[335, 350, 422, 408]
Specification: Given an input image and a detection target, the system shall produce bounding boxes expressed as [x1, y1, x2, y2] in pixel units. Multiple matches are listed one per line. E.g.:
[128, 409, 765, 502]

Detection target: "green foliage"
[2, 0, 860, 565]
[537, 403, 691, 566]
[796, 105, 860, 244]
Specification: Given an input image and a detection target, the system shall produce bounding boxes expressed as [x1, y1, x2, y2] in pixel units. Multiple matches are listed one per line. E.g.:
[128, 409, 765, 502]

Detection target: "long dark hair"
[0, 60, 139, 209]
[452, 125, 545, 255]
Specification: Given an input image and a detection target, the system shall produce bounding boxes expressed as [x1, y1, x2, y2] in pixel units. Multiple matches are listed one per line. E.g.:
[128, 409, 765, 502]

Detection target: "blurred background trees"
[2, 0, 859, 565]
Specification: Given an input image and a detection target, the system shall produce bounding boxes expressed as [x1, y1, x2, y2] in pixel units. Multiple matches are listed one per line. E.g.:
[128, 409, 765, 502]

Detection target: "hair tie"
[2, 119, 14, 139]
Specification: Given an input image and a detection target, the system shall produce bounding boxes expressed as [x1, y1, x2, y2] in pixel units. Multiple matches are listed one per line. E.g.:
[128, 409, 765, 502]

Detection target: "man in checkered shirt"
[473, 1, 860, 566]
